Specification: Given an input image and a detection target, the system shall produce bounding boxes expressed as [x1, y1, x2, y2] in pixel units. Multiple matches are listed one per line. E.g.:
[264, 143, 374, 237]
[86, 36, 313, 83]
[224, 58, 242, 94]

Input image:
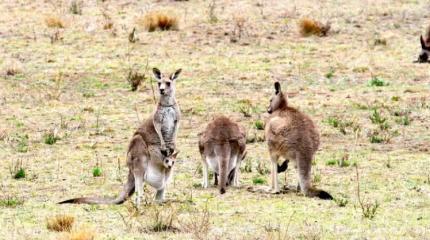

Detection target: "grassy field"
[1, 0, 429, 239]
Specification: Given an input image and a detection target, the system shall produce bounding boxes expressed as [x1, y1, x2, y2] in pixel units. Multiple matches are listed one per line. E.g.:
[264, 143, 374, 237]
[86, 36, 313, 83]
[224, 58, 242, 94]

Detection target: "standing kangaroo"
[265, 82, 333, 200]
[198, 116, 246, 194]
[59, 68, 182, 206]
[418, 25, 430, 63]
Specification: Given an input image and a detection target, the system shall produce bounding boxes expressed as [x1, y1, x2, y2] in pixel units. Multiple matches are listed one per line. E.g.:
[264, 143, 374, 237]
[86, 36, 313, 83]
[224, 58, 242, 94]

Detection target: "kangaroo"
[265, 82, 333, 200]
[198, 116, 246, 194]
[59, 68, 182, 206]
[417, 25, 430, 63]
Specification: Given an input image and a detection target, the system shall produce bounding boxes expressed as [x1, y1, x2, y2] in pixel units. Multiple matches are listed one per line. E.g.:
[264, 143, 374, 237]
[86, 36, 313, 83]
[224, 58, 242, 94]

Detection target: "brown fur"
[265, 82, 332, 200]
[198, 116, 246, 194]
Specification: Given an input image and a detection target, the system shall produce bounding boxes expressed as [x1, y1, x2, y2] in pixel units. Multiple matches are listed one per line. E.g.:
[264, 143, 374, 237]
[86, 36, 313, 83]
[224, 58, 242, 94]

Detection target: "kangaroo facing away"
[59, 68, 182, 206]
[418, 25, 430, 63]
[198, 116, 246, 194]
[265, 82, 333, 200]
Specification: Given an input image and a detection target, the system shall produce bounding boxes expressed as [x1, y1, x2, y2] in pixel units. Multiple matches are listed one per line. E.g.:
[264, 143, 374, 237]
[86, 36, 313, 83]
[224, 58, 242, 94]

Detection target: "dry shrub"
[45, 15, 65, 28]
[3, 60, 22, 76]
[47, 214, 75, 232]
[298, 18, 330, 37]
[127, 69, 145, 91]
[138, 11, 178, 32]
[180, 205, 211, 240]
[230, 14, 248, 42]
[64, 229, 95, 240]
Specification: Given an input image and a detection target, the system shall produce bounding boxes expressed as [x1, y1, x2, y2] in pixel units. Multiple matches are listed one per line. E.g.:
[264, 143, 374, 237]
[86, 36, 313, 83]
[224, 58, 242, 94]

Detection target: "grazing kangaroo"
[59, 68, 182, 206]
[198, 116, 246, 194]
[265, 82, 333, 200]
[418, 25, 430, 63]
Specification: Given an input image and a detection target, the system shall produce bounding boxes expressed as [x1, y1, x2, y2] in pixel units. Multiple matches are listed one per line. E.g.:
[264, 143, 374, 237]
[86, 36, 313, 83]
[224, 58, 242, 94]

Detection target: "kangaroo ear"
[172, 150, 180, 158]
[274, 81, 281, 94]
[153, 68, 161, 79]
[170, 68, 182, 81]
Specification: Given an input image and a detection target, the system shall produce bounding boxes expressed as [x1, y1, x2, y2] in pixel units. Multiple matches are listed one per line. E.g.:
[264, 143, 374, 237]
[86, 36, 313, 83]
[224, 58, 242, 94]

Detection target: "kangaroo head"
[418, 35, 430, 63]
[162, 150, 179, 169]
[152, 68, 182, 96]
[267, 81, 287, 114]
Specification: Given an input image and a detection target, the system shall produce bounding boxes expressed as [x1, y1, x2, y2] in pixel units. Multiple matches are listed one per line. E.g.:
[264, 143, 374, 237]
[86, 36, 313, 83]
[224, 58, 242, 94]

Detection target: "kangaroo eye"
[157, 82, 161, 86]
[166, 82, 171, 87]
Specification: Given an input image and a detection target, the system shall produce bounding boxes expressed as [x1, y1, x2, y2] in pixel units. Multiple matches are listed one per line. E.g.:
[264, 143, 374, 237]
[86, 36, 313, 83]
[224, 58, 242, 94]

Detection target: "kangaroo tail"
[217, 143, 231, 194]
[58, 171, 135, 205]
[308, 188, 333, 200]
[277, 160, 289, 173]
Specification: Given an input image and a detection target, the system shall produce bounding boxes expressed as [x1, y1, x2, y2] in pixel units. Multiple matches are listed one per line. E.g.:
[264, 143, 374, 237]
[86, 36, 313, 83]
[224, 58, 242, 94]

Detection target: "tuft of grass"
[127, 69, 145, 91]
[15, 133, 29, 153]
[252, 175, 266, 185]
[396, 115, 411, 126]
[65, 229, 95, 240]
[148, 204, 179, 232]
[254, 120, 264, 130]
[369, 109, 386, 125]
[138, 11, 178, 32]
[180, 204, 211, 239]
[9, 159, 26, 179]
[47, 214, 75, 232]
[14, 168, 26, 179]
[325, 159, 337, 166]
[45, 16, 65, 28]
[44, 132, 60, 145]
[368, 76, 387, 87]
[334, 197, 348, 207]
[355, 166, 380, 219]
[69, 0, 83, 15]
[0, 197, 24, 208]
[369, 134, 384, 144]
[242, 157, 253, 173]
[3, 60, 23, 76]
[92, 167, 102, 177]
[298, 18, 330, 37]
[325, 68, 335, 79]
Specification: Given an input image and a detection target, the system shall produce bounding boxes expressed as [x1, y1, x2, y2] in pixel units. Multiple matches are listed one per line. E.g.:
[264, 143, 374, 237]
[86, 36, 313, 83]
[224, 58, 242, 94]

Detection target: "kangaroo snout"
[159, 89, 165, 95]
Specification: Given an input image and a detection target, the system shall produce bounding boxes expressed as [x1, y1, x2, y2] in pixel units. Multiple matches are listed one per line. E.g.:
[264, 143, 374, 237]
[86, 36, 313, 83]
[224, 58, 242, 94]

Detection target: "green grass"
[252, 176, 266, 185]
[0, 197, 24, 208]
[92, 167, 102, 177]
[14, 168, 26, 179]
[368, 76, 388, 87]
[44, 133, 60, 145]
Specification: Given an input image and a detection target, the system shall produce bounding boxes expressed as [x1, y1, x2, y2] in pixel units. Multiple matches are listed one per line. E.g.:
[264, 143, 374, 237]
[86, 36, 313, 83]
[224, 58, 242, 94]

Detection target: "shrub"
[138, 11, 178, 32]
[14, 168, 26, 179]
[44, 132, 60, 145]
[127, 69, 145, 91]
[69, 0, 83, 15]
[368, 76, 387, 86]
[252, 176, 266, 185]
[254, 120, 264, 130]
[334, 197, 348, 207]
[325, 159, 337, 166]
[92, 167, 102, 177]
[45, 16, 65, 28]
[298, 18, 330, 37]
[47, 214, 75, 232]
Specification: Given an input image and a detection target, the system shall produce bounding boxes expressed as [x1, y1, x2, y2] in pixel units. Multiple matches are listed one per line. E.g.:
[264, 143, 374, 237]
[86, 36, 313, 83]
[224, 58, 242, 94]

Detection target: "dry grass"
[64, 229, 95, 240]
[298, 18, 330, 37]
[1, 0, 430, 239]
[3, 60, 22, 76]
[46, 214, 75, 232]
[44, 15, 65, 28]
[127, 69, 145, 91]
[137, 11, 179, 32]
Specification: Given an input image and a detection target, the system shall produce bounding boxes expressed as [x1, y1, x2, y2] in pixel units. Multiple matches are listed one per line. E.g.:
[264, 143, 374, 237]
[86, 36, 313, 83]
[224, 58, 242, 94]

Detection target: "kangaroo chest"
[159, 106, 178, 144]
